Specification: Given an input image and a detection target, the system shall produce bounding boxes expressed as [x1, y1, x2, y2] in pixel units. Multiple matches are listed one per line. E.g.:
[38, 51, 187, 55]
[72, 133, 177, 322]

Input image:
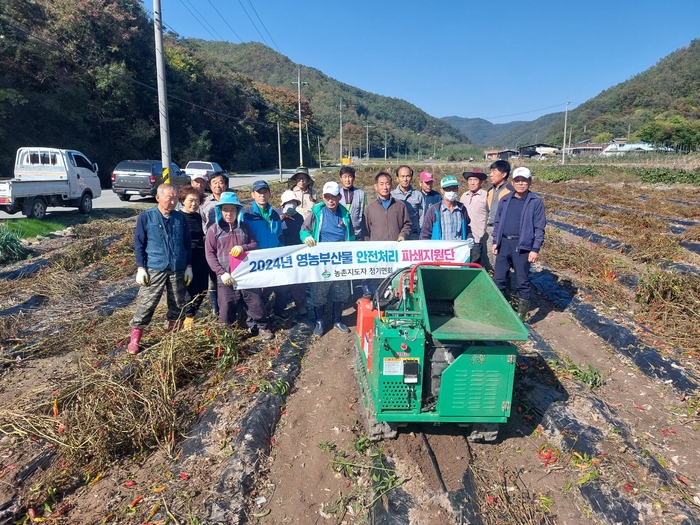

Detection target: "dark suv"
[111, 160, 188, 201]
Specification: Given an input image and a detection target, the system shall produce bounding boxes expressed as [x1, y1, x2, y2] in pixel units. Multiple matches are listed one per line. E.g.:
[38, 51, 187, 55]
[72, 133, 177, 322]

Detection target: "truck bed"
[0, 179, 71, 202]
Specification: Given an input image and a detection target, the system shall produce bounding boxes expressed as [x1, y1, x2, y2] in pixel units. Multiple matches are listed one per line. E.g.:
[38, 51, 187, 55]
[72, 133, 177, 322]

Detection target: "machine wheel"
[78, 192, 93, 214]
[117, 194, 131, 202]
[26, 198, 47, 220]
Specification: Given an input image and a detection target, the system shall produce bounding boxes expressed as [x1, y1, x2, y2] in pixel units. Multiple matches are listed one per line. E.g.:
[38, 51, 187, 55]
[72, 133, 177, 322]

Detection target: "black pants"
[493, 238, 531, 300]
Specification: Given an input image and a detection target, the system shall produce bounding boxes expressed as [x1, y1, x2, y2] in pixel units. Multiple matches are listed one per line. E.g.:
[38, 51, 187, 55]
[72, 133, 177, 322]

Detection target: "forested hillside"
[440, 116, 524, 145]
[0, 1, 324, 181]
[545, 39, 700, 149]
[187, 40, 469, 161]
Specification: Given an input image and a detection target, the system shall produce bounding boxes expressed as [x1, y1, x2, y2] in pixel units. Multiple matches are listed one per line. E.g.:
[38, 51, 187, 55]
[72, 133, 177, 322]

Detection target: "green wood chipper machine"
[354, 263, 529, 441]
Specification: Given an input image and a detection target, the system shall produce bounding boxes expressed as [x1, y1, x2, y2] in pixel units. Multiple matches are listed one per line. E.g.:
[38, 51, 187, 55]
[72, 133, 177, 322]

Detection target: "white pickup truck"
[183, 160, 226, 182]
[0, 147, 102, 220]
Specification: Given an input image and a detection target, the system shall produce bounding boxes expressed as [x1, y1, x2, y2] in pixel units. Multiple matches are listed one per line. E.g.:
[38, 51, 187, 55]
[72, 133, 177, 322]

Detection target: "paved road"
[0, 168, 313, 220]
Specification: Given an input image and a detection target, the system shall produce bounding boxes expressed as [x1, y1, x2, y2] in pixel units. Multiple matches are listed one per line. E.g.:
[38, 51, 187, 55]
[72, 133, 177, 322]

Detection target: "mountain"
[440, 117, 525, 145]
[490, 112, 565, 148]
[545, 39, 700, 148]
[184, 40, 469, 158]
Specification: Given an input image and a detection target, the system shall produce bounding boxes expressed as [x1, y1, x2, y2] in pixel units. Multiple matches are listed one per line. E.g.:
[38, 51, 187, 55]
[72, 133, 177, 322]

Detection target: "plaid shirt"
[439, 202, 464, 240]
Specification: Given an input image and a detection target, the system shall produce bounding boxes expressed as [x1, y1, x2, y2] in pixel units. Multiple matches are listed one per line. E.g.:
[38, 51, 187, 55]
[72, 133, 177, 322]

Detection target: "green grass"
[1, 218, 75, 239]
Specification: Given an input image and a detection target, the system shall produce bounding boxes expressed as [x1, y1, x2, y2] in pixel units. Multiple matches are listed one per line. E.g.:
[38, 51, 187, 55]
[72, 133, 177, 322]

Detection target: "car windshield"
[187, 162, 212, 170]
[117, 161, 152, 172]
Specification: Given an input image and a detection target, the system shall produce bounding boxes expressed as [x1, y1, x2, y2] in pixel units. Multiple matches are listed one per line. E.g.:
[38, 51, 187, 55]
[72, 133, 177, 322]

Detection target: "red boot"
[166, 320, 183, 332]
[127, 328, 143, 354]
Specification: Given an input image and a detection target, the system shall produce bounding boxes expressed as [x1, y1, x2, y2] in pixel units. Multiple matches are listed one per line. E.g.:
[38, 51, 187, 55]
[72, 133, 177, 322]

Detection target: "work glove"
[304, 237, 316, 247]
[136, 267, 149, 286]
[221, 272, 236, 286]
[184, 267, 193, 286]
[230, 245, 244, 257]
[466, 237, 475, 250]
[397, 236, 404, 242]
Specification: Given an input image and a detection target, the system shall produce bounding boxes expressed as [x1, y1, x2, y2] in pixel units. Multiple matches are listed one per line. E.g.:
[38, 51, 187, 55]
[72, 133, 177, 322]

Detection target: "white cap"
[280, 190, 300, 205]
[512, 167, 532, 180]
[189, 173, 208, 182]
[322, 181, 341, 196]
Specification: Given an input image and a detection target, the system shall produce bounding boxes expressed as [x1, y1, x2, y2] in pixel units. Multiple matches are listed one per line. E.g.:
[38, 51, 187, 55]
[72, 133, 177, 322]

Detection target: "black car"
[110, 160, 188, 201]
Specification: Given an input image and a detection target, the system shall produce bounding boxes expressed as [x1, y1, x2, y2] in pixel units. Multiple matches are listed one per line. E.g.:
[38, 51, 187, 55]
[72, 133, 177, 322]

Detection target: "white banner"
[228, 240, 472, 289]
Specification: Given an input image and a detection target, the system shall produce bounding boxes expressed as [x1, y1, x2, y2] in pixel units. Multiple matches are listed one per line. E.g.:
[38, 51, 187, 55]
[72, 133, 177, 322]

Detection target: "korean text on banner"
[228, 240, 471, 289]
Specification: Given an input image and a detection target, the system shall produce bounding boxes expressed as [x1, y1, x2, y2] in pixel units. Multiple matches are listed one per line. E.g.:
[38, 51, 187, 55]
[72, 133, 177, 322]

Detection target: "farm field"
[1, 161, 700, 524]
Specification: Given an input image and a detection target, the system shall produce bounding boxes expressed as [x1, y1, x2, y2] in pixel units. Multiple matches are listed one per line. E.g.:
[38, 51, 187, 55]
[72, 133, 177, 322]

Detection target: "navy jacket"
[134, 207, 192, 271]
[492, 191, 546, 253]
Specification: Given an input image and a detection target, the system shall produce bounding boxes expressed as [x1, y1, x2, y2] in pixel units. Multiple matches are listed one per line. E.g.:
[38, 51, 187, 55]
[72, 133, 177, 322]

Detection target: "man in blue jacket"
[128, 184, 193, 354]
[491, 167, 546, 321]
[242, 180, 286, 322]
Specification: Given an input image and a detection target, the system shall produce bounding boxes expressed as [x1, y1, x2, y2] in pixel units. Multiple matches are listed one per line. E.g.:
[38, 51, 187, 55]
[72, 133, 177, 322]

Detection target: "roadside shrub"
[0, 223, 25, 264]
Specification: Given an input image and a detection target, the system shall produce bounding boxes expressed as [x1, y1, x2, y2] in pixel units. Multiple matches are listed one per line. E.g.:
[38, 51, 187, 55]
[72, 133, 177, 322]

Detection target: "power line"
[0, 16, 275, 129]
[247, 0, 281, 54]
[482, 103, 570, 121]
[178, 0, 225, 42]
[206, 0, 243, 43]
[236, 0, 270, 48]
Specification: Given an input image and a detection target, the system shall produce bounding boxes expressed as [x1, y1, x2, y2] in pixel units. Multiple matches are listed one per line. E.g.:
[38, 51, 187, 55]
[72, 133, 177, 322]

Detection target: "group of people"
[126, 161, 545, 354]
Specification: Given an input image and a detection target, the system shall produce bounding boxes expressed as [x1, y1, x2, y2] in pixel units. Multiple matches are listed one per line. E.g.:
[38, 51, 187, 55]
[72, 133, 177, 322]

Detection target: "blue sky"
[157, 0, 700, 124]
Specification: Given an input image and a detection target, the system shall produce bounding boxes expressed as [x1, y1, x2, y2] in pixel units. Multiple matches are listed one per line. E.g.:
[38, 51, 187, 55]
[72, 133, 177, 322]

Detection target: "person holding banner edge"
[205, 191, 273, 341]
[300, 181, 355, 336]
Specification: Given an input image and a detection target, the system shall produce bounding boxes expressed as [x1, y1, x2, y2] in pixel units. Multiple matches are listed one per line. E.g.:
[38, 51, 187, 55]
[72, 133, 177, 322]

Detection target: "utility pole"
[305, 120, 311, 153]
[153, 0, 171, 179]
[277, 121, 283, 182]
[291, 67, 307, 167]
[317, 136, 321, 168]
[339, 99, 343, 163]
[561, 102, 569, 164]
[384, 129, 388, 161]
[365, 122, 373, 162]
[627, 122, 631, 141]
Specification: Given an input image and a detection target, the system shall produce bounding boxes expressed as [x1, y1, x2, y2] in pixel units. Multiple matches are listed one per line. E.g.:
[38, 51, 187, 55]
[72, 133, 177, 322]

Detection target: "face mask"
[283, 203, 297, 214]
[444, 191, 458, 202]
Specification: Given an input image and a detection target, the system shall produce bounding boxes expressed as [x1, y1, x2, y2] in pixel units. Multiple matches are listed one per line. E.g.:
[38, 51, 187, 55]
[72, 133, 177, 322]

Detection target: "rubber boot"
[313, 306, 325, 336]
[517, 299, 530, 322]
[183, 316, 195, 331]
[166, 320, 183, 332]
[127, 328, 143, 355]
[332, 302, 349, 333]
[209, 290, 219, 317]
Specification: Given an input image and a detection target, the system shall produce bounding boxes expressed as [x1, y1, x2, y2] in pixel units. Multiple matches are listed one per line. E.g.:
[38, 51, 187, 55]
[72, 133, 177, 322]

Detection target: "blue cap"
[252, 180, 270, 192]
[215, 191, 242, 208]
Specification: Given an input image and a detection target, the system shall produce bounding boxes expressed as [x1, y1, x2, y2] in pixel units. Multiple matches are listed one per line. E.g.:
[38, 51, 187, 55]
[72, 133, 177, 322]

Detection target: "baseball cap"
[462, 169, 487, 181]
[189, 173, 208, 183]
[280, 190, 300, 205]
[419, 171, 434, 182]
[440, 175, 459, 189]
[322, 181, 341, 196]
[252, 180, 270, 192]
[512, 167, 532, 180]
